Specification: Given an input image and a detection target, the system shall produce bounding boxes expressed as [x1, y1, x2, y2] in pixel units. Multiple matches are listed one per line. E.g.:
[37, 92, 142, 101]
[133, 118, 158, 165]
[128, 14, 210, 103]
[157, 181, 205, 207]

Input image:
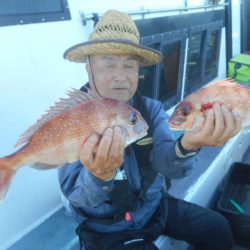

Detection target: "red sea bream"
[168, 79, 250, 132]
[0, 88, 148, 201]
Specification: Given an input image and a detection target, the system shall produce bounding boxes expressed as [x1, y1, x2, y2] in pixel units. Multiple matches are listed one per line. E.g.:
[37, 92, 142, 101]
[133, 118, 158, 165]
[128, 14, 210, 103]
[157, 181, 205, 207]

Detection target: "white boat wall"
[0, 0, 248, 249]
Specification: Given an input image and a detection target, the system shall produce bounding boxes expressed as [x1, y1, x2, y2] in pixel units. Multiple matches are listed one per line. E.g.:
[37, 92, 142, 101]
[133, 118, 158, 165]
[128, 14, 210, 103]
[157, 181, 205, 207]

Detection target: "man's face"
[86, 54, 139, 101]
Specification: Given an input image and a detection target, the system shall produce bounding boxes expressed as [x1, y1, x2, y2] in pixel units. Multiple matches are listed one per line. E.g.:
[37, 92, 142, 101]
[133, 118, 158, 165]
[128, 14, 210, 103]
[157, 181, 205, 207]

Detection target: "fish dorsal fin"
[15, 87, 101, 148]
[206, 78, 236, 87]
[205, 78, 250, 91]
[205, 78, 250, 89]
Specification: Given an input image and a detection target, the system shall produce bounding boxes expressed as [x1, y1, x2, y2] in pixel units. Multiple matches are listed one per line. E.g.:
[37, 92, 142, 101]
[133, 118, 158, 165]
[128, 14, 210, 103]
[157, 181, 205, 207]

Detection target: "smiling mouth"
[111, 88, 129, 93]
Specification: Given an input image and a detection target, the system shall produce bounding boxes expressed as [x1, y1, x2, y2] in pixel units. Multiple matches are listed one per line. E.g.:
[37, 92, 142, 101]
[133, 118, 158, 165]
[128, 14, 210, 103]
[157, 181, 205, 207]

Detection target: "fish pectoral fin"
[31, 163, 61, 170]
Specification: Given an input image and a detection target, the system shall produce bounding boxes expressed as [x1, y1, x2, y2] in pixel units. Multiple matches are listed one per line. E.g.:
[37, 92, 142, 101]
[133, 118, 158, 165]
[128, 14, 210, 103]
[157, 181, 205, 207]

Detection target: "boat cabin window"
[158, 40, 183, 109]
[185, 25, 222, 97]
[185, 31, 206, 96]
[138, 39, 184, 110]
[0, 0, 71, 26]
[136, 14, 223, 110]
[138, 44, 159, 99]
[138, 30, 187, 109]
[205, 29, 221, 79]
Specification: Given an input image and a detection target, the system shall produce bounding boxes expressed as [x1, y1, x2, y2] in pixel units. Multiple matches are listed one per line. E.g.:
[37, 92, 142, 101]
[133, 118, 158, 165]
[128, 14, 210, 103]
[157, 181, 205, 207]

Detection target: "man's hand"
[181, 103, 241, 151]
[80, 127, 126, 181]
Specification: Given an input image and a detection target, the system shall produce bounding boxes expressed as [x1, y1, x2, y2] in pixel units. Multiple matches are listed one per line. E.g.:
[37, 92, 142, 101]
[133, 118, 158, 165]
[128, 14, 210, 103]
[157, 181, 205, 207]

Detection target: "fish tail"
[0, 156, 17, 201]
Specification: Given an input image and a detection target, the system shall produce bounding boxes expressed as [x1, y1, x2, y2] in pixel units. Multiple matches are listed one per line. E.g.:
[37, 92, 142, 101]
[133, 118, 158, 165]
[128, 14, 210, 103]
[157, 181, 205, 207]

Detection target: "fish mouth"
[134, 125, 148, 141]
[169, 127, 182, 131]
[168, 121, 182, 130]
[126, 131, 148, 147]
[168, 121, 194, 132]
[139, 130, 148, 138]
[124, 126, 148, 147]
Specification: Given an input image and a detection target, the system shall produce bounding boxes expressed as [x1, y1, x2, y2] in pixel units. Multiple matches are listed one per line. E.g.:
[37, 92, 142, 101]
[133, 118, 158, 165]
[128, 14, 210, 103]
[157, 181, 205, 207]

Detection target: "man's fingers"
[79, 128, 126, 180]
[184, 104, 243, 149]
[95, 128, 113, 161]
[220, 105, 235, 138]
[118, 134, 126, 156]
[211, 105, 241, 146]
[201, 108, 215, 135]
[80, 134, 99, 165]
[212, 104, 224, 138]
[109, 127, 122, 159]
[232, 110, 242, 134]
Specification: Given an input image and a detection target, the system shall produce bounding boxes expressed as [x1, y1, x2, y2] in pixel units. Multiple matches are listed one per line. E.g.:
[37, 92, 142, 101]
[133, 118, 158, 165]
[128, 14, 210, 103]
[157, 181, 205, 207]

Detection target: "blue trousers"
[162, 195, 235, 250]
[78, 195, 235, 250]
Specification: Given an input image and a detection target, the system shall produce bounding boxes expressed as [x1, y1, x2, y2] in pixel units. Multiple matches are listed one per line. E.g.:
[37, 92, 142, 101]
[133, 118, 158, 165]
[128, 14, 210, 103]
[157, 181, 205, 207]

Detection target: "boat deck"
[7, 133, 250, 250]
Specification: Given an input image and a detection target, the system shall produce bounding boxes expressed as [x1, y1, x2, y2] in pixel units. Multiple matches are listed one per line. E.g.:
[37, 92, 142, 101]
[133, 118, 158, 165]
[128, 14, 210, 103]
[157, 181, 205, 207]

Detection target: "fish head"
[111, 103, 148, 147]
[168, 100, 205, 132]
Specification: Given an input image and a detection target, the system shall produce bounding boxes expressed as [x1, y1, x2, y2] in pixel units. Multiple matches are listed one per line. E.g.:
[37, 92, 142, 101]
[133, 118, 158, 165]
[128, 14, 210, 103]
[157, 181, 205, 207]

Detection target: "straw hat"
[63, 9, 162, 66]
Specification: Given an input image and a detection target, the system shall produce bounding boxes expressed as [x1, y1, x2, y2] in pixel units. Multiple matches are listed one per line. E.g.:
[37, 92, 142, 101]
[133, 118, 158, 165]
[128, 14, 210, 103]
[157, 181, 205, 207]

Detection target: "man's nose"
[112, 65, 128, 81]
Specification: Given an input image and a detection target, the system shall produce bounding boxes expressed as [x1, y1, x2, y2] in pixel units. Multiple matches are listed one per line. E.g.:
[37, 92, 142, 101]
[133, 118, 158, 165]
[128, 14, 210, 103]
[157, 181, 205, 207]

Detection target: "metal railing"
[79, 3, 229, 25]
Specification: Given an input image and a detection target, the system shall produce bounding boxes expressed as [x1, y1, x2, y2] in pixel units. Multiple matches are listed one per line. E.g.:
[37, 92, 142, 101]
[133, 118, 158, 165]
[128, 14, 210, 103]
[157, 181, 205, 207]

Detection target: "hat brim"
[63, 39, 162, 66]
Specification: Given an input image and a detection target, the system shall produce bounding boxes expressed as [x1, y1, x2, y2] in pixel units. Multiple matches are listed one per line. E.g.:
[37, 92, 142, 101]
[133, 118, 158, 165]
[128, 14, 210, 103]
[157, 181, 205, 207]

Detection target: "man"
[59, 9, 241, 250]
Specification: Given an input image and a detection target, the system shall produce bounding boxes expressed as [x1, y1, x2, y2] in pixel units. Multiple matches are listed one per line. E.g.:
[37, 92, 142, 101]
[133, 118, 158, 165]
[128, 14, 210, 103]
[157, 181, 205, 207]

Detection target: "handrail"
[79, 3, 229, 25]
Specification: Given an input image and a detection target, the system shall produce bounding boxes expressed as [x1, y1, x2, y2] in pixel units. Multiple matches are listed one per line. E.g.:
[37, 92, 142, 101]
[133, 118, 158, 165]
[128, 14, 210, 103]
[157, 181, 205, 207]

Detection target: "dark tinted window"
[138, 44, 159, 98]
[136, 14, 223, 108]
[205, 30, 220, 77]
[0, 0, 61, 15]
[185, 31, 205, 95]
[159, 41, 181, 104]
[138, 66, 156, 98]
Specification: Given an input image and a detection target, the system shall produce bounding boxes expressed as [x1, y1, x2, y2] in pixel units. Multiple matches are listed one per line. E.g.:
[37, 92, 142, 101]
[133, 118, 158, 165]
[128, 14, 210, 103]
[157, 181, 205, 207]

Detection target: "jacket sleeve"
[58, 160, 115, 209]
[145, 98, 197, 178]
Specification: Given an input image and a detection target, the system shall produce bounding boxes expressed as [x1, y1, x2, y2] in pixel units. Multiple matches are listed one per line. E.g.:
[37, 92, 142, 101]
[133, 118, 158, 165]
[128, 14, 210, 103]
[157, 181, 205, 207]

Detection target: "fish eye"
[177, 105, 190, 116]
[129, 112, 137, 125]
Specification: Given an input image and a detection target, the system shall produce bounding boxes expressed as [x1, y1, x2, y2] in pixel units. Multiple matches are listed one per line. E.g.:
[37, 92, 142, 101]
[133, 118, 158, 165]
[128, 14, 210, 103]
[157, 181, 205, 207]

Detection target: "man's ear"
[86, 63, 90, 75]
[85, 63, 97, 92]
[86, 64, 93, 83]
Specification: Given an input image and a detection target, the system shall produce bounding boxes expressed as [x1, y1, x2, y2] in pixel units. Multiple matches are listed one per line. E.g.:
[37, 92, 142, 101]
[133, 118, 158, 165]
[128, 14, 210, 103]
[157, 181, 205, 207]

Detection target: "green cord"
[229, 199, 244, 214]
